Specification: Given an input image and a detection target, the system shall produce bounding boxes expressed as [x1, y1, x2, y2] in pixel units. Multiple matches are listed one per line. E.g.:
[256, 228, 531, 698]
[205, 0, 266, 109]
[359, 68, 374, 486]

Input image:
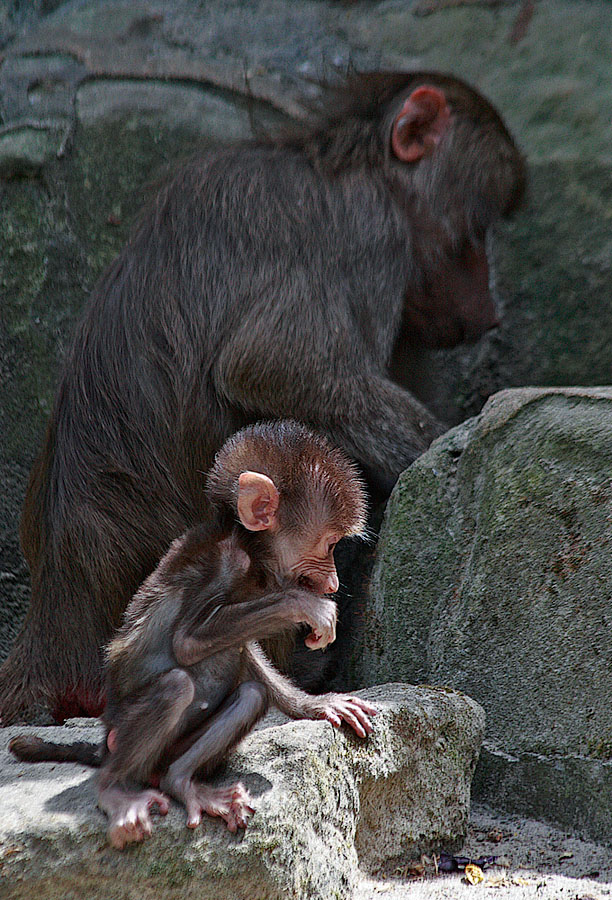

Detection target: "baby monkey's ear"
[237, 472, 280, 531]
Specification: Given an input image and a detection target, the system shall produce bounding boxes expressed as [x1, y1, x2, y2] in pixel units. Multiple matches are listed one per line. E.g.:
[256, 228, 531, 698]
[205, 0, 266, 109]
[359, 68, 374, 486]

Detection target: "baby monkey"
[11, 421, 376, 849]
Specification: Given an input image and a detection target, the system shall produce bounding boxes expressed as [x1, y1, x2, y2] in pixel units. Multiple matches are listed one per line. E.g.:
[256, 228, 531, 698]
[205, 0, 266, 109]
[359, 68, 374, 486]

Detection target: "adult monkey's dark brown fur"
[1, 71, 525, 724]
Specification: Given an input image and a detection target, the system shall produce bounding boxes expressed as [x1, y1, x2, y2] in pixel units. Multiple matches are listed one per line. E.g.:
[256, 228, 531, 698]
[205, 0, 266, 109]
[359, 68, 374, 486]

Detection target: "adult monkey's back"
[1, 71, 525, 724]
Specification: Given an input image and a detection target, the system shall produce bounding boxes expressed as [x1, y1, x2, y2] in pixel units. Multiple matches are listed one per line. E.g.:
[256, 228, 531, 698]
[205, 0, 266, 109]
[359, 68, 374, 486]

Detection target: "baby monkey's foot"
[103, 787, 169, 850]
[162, 775, 254, 832]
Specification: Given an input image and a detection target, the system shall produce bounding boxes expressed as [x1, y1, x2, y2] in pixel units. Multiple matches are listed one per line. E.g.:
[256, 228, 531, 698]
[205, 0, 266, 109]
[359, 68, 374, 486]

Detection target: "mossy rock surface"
[0, 684, 484, 900]
[362, 387, 612, 842]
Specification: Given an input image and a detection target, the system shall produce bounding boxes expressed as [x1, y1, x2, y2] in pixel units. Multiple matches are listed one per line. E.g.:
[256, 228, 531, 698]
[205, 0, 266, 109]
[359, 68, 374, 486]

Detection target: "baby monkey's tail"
[9, 734, 102, 767]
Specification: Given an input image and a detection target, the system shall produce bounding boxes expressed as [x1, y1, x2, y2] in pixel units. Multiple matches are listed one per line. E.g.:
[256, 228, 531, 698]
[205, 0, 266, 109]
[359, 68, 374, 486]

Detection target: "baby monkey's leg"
[160, 680, 267, 832]
[99, 668, 194, 849]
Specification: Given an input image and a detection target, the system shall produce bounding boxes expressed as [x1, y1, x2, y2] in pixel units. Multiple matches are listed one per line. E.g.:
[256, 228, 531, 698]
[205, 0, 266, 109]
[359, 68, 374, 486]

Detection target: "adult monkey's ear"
[391, 85, 451, 163]
[237, 472, 280, 531]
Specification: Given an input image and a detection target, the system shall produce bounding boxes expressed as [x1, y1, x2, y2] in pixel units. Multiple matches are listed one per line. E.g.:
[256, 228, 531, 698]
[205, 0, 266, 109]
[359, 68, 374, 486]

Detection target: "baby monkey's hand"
[303, 597, 338, 650]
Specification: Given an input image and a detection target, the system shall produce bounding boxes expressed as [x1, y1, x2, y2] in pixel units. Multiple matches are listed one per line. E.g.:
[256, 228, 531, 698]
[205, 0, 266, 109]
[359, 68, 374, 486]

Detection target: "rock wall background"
[363, 388, 612, 842]
[1, 1, 611, 660]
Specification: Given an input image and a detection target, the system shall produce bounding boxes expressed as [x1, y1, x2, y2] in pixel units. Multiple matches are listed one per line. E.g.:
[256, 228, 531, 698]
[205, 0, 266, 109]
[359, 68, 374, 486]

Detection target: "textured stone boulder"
[363, 387, 612, 843]
[0, 683, 484, 900]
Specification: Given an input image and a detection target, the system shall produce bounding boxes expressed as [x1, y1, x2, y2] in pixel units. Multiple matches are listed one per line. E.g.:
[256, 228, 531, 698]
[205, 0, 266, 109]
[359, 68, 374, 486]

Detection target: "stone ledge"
[0, 683, 484, 900]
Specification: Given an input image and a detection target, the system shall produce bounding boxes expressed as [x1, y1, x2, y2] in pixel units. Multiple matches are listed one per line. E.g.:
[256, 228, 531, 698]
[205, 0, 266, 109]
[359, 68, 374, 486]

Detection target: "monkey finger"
[330, 701, 373, 736]
[235, 799, 256, 817]
[229, 805, 252, 830]
[229, 787, 254, 828]
[347, 705, 373, 734]
[351, 713, 374, 735]
[108, 817, 142, 850]
[110, 833, 128, 850]
[304, 631, 325, 650]
[186, 803, 203, 828]
[108, 826, 128, 850]
[339, 711, 367, 738]
[345, 704, 375, 734]
[142, 789, 169, 816]
[231, 785, 254, 808]
[138, 817, 153, 839]
[225, 809, 242, 832]
[148, 791, 170, 816]
[349, 698, 378, 715]
[321, 709, 342, 727]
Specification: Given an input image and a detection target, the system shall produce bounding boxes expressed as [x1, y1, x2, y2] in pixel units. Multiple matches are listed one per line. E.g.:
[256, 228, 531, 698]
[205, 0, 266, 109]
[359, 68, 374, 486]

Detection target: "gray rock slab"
[0, 684, 484, 900]
[362, 387, 612, 843]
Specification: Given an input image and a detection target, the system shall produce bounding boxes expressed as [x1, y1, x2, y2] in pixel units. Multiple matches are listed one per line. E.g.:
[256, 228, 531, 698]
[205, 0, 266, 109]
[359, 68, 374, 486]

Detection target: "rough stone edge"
[0, 684, 485, 900]
[473, 386, 612, 438]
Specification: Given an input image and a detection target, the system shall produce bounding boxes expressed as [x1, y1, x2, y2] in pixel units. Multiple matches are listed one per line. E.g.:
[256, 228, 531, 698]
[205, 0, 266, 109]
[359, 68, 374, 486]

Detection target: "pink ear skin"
[391, 86, 451, 163]
[237, 471, 280, 532]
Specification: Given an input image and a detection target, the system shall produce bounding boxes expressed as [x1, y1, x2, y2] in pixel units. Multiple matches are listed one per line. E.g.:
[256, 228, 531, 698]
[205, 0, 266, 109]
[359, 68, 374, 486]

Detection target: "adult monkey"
[1, 71, 525, 724]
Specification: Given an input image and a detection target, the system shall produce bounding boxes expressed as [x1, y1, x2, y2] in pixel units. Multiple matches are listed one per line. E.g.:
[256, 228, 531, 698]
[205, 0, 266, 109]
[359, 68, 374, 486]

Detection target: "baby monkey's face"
[270, 526, 341, 596]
